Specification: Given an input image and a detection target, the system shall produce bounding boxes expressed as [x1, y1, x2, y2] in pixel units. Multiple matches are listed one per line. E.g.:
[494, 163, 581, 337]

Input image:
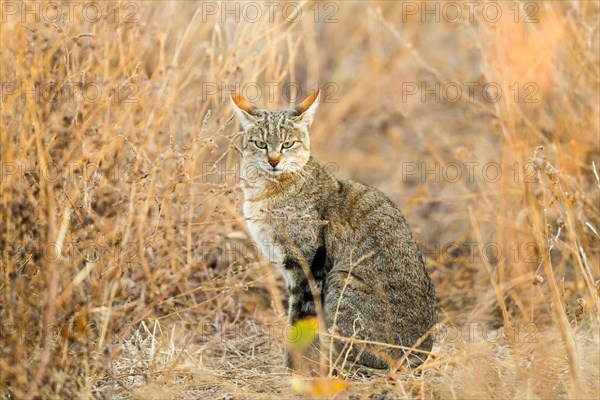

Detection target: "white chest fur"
[243, 199, 289, 282]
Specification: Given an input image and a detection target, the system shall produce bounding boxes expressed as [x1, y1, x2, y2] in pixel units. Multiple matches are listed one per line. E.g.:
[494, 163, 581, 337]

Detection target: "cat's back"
[325, 178, 415, 248]
[325, 178, 431, 285]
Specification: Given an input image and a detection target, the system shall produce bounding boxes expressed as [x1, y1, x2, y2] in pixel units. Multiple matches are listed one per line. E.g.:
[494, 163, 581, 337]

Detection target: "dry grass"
[1, 1, 599, 399]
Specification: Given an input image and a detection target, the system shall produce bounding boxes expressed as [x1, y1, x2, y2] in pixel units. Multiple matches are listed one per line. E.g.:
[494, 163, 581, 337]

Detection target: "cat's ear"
[231, 93, 257, 130]
[293, 90, 320, 128]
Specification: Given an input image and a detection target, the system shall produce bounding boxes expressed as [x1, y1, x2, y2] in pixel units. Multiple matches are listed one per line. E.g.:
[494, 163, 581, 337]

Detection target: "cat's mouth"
[264, 165, 284, 175]
[261, 162, 305, 177]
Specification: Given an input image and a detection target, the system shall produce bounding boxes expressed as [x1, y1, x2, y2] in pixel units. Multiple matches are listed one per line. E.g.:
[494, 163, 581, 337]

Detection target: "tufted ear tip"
[231, 93, 258, 130]
[293, 90, 320, 127]
[230, 93, 256, 113]
[294, 90, 320, 115]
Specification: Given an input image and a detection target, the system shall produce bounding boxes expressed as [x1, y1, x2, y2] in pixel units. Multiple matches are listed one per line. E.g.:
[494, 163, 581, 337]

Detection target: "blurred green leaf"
[287, 317, 319, 351]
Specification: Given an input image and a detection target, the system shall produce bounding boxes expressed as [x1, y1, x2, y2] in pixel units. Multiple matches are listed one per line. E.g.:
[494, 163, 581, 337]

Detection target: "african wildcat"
[231, 90, 437, 371]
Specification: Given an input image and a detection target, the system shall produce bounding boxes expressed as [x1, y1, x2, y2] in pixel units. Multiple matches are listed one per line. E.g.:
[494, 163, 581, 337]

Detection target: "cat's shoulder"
[334, 178, 401, 214]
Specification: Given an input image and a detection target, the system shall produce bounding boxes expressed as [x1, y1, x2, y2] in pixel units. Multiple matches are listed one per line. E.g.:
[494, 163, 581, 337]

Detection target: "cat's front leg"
[285, 282, 305, 369]
[282, 258, 306, 325]
[282, 258, 307, 369]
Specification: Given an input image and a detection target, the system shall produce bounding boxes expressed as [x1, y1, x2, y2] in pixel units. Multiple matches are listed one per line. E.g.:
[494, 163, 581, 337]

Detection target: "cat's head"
[231, 90, 319, 177]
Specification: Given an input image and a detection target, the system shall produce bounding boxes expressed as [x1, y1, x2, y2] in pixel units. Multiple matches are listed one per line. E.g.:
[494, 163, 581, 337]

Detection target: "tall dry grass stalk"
[1, 1, 598, 398]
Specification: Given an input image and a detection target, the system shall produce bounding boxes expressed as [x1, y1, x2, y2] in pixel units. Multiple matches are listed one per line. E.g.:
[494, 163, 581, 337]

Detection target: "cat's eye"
[253, 140, 267, 149]
[282, 141, 295, 149]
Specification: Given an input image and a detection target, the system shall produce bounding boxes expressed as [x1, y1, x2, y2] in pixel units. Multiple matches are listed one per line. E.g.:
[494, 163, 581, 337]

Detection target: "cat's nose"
[268, 159, 280, 168]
